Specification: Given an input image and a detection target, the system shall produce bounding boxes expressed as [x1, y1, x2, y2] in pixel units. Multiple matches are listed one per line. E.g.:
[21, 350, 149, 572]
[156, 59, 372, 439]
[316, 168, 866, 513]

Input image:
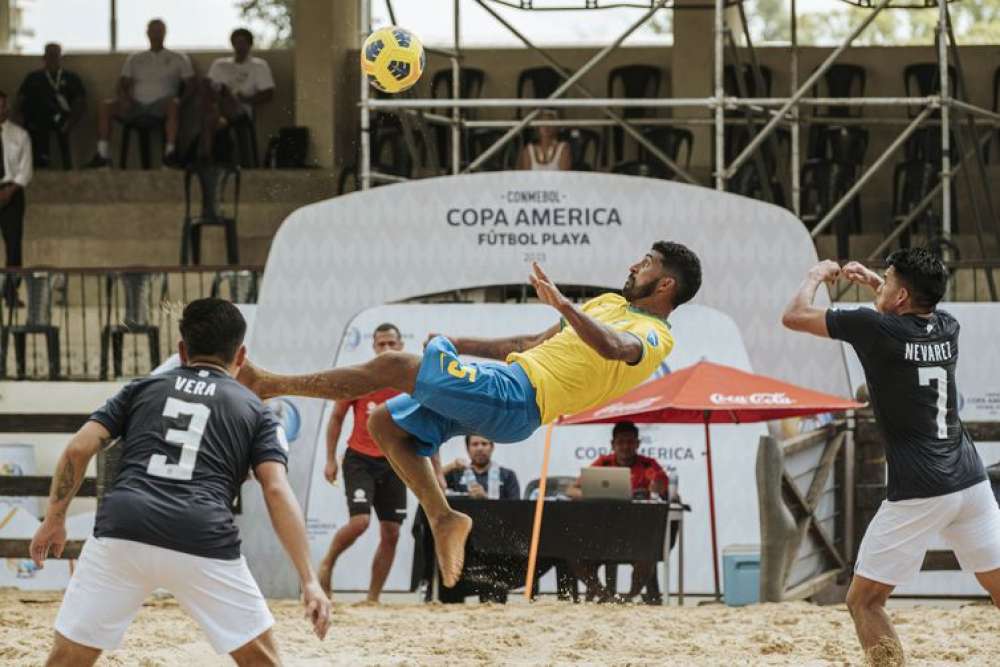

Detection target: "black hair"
[611, 421, 639, 439]
[464, 434, 494, 448]
[373, 322, 401, 339]
[652, 241, 702, 307]
[179, 298, 247, 364]
[231, 28, 254, 45]
[885, 247, 948, 311]
[0, 90, 7, 101]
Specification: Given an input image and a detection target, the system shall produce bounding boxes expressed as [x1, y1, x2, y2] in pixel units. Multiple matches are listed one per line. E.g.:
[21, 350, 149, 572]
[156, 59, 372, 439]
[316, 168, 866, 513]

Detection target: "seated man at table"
[568, 420, 669, 603]
[443, 434, 521, 500]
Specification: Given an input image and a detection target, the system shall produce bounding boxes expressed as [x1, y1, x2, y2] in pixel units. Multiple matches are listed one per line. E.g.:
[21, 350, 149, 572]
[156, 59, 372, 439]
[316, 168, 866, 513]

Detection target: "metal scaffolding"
[357, 0, 1000, 283]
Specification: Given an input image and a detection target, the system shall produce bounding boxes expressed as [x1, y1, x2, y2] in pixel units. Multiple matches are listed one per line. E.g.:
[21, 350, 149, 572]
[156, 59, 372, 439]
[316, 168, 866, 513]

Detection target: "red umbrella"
[524, 361, 864, 600]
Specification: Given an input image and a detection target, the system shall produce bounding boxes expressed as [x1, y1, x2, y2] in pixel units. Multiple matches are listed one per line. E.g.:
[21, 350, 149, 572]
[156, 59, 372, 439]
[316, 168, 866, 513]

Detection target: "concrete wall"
[0, 49, 294, 166]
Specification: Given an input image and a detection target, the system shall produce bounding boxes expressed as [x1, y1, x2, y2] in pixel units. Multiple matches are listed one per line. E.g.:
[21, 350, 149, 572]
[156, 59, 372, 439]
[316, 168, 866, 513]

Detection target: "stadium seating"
[638, 126, 694, 178]
[180, 164, 241, 266]
[606, 64, 662, 163]
[100, 272, 163, 380]
[1, 272, 61, 380]
[801, 125, 869, 259]
[430, 67, 487, 167]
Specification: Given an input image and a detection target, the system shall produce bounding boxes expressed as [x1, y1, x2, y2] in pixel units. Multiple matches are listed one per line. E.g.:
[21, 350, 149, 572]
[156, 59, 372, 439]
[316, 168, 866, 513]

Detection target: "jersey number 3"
[147, 397, 211, 480]
[918, 366, 948, 440]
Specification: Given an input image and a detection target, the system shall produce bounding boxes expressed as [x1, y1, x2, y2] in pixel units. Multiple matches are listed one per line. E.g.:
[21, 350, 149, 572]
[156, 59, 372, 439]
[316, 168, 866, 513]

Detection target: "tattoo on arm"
[54, 459, 75, 502]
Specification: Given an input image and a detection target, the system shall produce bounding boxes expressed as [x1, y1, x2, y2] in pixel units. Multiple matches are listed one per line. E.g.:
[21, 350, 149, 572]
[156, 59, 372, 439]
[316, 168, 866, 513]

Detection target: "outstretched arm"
[530, 262, 642, 364]
[781, 260, 841, 338]
[432, 324, 561, 361]
[31, 421, 112, 566]
[255, 461, 331, 640]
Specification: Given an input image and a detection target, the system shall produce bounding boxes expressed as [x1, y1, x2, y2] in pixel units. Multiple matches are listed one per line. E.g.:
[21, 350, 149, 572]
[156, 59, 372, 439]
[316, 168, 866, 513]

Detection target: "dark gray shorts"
[117, 96, 173, 122]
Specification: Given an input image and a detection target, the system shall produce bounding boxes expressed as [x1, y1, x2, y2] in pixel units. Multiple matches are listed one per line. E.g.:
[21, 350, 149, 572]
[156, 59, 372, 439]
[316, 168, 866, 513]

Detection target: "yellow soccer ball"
[361, 26, 425, 94]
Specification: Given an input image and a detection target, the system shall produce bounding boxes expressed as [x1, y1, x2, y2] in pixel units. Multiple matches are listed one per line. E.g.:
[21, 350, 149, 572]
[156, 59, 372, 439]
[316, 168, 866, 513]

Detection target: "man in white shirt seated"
[198, 28, 275, 164]
[86, 18, 195, 168]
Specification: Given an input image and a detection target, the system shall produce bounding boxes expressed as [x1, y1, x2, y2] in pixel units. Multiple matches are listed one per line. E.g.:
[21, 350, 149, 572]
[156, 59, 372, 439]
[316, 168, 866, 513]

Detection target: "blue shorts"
[386, 336, 542, 456]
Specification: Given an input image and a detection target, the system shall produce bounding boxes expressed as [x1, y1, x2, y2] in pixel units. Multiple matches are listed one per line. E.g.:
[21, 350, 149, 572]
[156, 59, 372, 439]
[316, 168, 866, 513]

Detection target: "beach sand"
[2, 590, 998, 666]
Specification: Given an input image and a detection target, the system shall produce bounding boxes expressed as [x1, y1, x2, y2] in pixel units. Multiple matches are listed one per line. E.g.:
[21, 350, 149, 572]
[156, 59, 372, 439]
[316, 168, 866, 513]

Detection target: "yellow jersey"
[507, 293, 674, 424]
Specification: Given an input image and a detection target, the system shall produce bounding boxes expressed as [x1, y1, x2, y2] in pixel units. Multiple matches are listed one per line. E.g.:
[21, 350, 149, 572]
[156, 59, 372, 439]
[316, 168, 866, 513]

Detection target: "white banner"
[836, 302, 1000, 596]
[301, 303, 767, 595]
[243, 172, 842, 596]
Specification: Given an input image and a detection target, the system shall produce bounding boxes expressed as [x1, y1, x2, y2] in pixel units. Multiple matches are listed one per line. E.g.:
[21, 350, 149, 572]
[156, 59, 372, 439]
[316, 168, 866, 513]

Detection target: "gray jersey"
[91, 366, 288, 559]
[827, 307, 986, 501]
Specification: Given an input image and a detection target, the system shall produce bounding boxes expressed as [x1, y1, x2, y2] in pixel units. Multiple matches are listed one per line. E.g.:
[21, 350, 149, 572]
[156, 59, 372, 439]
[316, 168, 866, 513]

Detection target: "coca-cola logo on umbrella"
[709, 392, 796, 406]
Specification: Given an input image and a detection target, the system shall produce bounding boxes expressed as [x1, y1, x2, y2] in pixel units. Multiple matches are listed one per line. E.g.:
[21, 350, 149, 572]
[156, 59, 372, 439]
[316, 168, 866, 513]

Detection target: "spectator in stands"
[568, 421, 668, 603]
[517, 108, 571, 171]
[443, 435, 520, 500]
[85, 18, 195, 168]
[198, 28, 275, 163]
[15, 43, 86, 170]
[0, 91, 32, 308]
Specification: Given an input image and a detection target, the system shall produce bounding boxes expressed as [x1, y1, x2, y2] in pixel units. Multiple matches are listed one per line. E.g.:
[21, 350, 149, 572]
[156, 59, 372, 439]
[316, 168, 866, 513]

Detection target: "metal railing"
[359, 0, 1000, 275]
[0, 266, 263, 381]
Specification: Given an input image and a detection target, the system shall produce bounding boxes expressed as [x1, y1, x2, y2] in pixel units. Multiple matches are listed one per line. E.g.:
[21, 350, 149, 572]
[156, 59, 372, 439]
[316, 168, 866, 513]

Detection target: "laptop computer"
[580, 467, 632, 501]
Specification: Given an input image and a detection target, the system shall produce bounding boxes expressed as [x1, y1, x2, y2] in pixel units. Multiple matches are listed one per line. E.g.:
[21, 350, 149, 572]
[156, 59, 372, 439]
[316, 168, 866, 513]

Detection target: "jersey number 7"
[147, 397, 211, 481]
[918, 366, 948, 440]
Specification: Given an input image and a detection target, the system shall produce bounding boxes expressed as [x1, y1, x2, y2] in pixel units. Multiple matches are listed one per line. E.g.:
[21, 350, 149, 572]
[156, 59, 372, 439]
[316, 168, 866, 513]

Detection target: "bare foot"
[430, 510, 472, 588]
[318, 555, 333, 597]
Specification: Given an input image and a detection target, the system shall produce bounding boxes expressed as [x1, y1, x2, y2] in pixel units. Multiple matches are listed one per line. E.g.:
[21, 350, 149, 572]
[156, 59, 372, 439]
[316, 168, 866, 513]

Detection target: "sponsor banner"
[304, 303, 766, 595]
[245, 172, 841, 597]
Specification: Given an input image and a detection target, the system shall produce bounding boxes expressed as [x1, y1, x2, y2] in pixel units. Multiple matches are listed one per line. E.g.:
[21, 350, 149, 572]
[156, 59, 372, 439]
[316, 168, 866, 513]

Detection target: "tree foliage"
[743, 0, 1000, 46]
[235, 0, 295, 48]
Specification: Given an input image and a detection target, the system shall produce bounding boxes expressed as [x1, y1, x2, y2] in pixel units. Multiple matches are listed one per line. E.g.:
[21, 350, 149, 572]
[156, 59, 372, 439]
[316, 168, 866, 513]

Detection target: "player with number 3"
[782, 248, 1000, 666]
[30, 298, 330, 666]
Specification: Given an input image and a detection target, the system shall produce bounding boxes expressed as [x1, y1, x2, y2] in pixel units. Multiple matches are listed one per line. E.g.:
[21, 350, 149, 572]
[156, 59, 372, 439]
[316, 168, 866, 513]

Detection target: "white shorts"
[855, 480, 1000, 587]
[55, 536, 274, 654]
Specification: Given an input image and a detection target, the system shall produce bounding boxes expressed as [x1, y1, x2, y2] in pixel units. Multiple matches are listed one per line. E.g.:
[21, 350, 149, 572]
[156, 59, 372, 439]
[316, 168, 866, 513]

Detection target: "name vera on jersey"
[175, 376, 217, 397]
[904, 341, 954, 363]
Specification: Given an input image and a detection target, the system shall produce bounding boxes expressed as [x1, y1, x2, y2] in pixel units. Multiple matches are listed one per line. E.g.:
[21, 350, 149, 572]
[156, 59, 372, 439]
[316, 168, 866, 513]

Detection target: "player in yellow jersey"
[238, 241, 702, 587]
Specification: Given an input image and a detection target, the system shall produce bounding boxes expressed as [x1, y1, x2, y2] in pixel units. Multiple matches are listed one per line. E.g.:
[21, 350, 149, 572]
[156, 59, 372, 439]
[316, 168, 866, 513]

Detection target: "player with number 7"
[782, 249, 1000, 666]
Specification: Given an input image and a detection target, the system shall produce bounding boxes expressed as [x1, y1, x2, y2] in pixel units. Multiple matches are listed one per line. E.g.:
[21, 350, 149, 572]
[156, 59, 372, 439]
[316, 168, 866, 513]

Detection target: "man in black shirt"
[15, 43, 85, 169]
[30, 298, 330, 665]
[783, 249, 1000, 665]
[443, 434, 521, 500]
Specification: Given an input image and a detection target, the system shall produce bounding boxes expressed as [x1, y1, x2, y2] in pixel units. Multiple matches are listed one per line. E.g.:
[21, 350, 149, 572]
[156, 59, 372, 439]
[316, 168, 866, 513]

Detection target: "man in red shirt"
[569, 421, 668, 602]
[319, 323, 408, 602]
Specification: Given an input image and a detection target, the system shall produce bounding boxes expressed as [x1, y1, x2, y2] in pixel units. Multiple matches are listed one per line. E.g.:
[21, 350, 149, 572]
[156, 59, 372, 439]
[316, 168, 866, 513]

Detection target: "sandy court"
[1, 591, 998, 666]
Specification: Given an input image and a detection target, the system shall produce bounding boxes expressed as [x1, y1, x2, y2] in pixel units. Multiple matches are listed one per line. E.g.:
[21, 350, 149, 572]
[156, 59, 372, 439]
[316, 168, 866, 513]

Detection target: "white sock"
[97, 140, 109, 158]
[166, 142, 175, 155]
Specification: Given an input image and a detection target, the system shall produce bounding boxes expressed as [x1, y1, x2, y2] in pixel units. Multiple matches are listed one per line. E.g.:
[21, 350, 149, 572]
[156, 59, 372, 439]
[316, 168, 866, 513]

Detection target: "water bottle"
[668, 467, 679, 502]
[488, 466, 501, 499]
[461, 467, 477, 492]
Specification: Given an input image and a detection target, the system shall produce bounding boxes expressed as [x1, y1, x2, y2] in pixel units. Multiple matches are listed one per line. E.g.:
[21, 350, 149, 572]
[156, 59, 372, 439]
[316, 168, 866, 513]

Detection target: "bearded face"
[622, 273, 658, 301]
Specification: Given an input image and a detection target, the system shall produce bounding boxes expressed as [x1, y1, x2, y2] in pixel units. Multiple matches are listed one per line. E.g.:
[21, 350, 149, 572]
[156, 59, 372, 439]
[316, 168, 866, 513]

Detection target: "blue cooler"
[722, 544, 760, 607]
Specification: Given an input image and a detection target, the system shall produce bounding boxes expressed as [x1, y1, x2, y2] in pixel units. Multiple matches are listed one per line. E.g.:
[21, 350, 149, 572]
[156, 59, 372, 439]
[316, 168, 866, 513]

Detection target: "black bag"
[265, 126, 309, 168]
